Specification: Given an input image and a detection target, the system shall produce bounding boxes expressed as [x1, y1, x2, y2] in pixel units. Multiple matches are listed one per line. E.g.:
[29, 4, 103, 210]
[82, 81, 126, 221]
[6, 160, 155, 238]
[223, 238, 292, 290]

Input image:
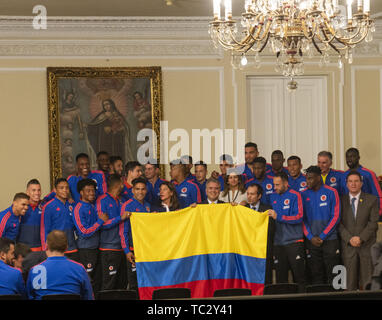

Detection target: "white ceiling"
[0, 0, 381, 17]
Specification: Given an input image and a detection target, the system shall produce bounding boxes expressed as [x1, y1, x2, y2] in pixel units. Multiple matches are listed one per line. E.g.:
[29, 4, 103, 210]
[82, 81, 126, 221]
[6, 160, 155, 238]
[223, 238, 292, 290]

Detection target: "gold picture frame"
[47, 66, 163, 188]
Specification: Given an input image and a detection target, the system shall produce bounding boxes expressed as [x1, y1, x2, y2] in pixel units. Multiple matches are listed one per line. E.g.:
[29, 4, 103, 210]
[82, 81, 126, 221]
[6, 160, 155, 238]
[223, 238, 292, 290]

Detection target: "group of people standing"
[0, 143, 381, 299]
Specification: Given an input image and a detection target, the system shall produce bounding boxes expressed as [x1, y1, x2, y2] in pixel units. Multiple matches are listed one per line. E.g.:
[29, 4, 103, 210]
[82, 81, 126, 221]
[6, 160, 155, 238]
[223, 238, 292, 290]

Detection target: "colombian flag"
[130, 203, 269, 299]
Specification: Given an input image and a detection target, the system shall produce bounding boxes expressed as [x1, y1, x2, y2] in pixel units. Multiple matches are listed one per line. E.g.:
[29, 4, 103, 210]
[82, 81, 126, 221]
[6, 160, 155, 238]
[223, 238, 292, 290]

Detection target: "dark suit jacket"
[245, 203, 272, 212]
[339, 192, 379, 249]
[201, 199, 226, 204]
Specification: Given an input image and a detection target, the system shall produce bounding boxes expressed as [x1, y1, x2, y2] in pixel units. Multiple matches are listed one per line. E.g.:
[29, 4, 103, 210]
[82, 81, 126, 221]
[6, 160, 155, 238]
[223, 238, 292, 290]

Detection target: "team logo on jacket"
[330, 177, 336, 183]
[266, 184, 272, 190]
[284, 199, 290, 206]
[181, 187, 187, 193]
[320, 195, 327, 202]
[109, 266, 113, 271]
[69, 205, 73, 212]
[300, 181, 307, 188]
[146, 207, 150, 211]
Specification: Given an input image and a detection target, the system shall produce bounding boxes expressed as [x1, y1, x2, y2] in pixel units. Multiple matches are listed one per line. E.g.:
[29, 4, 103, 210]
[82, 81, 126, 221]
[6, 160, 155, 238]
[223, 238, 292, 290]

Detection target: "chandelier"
[209, 0, 375, 89]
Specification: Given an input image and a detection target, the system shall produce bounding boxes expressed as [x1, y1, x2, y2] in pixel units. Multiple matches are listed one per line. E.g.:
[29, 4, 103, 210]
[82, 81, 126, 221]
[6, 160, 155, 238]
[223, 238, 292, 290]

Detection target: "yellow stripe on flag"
[130, 203, 269, 262]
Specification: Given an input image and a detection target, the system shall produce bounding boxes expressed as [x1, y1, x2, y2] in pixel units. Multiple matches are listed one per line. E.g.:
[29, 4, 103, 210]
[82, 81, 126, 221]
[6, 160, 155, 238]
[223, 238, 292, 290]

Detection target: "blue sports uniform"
[238, 163, 272, 182]
[0, 260, 26, 297]
[96, 193, 124, 251]
[321, 169, 344, 195]
[301, 185, 341, 241]
[26, 256, 94, 300]
[146, 178, 167, 205]
[174, 179, 201, 209]
[0, 206, 21, 241]
[67, 170, 107, 202]
[72, 201, 105, 249]
[18, 202, 43, 251]
[195, 180, 207, 202]
[119, 198, 151, 254]
[267, 167, 289, 177]
[40, 198, 78, 254]
[120, 181, 133, 203]
[269, 188, 304, 246]
[341, 166, 382, 216]
[245, 175, 275, 205]
[288, 174, 307, 193]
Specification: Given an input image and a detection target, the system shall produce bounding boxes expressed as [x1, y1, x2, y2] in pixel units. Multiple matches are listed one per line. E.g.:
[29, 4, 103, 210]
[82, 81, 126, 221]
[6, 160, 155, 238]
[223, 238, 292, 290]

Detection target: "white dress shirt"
[249, 202, 260, 211]
[349, 192, 361, 217]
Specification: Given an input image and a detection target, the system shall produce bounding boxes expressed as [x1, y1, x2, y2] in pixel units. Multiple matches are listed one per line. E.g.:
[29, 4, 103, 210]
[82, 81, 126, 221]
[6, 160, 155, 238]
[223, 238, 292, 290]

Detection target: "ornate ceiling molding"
[0, 16, 379, 58]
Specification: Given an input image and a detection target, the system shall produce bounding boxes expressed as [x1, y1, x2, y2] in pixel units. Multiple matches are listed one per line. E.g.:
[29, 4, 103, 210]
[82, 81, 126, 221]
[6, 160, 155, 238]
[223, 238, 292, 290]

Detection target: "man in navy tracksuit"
[0, 238, 26, 297]
[96, 174, 130, 290]
[120, 177, 151, 293]
[144, 162, 167, 205]
[317, 151, 344, 195]
[268, 172, 306, 292]
[0, 193, 29, 242]
[26, 230, 94, 300]
[40, 178, 79, 261]
[302, 166, 341, 285]
[18, 179, 44, 251]
[67, 153, 107, 202]
[287, 156, 307, 193]
[244, 157, 274, 205]
[72, 179, 109, 290]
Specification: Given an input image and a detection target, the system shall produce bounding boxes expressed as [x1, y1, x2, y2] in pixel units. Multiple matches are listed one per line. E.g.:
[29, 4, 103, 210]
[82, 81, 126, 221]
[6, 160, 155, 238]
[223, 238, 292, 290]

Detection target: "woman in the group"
[150, 181, 180, 212]
[218, 168, 247, 205]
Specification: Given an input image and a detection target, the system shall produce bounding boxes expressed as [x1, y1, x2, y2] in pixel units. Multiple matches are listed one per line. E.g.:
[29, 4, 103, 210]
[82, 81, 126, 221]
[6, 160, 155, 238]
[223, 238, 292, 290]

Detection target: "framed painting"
[47, 66, 163, 188]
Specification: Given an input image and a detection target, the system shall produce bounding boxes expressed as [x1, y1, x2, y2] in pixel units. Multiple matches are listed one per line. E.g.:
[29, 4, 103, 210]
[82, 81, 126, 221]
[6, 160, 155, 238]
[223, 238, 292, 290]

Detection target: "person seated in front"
[151, 181, 181, 212]
[26, 230, 94, 300]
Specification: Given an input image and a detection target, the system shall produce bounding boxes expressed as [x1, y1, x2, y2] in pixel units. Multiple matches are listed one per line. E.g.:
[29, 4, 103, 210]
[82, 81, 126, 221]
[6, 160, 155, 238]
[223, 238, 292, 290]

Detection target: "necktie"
[351, 197, 357, 218]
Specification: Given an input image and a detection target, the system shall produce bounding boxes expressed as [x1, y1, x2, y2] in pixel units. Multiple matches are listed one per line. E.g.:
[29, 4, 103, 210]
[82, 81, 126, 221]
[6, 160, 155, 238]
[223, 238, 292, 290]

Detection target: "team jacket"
[322, 169, 344, 195]
[119, 198, 151, 254]
[301, 184, 341, 241]
[269, 188, 304, 246]
[67, 170, 107, 202]
[245, 175, 274, 205]
[120, 181, 133, 203]
[218, 175, 225, 191]
[72, 201, 105, 250]
[266, 167, 289, 177]
[174, 179, 201, 209]
[0, 206, 21, 241]
[195, 180, 207, 202]
[40, 197, 78, 253]
[0, 260, 26, 297]
[341, 165, 382, 215]
[96, 193, 123, 250]
[26, 256, 94, 300]
[18, 202, 43, 250]
[288, 174, 307, 193]
[146, 178, 167, 205]
[239, 163, 272, 183]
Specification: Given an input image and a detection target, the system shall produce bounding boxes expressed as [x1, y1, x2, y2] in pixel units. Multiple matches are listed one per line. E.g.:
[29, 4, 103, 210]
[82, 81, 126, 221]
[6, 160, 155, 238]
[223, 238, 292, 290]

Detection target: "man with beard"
[97, 151, 110, 180]
[240, 142, 271, 183]
[109, 156, 124, 176]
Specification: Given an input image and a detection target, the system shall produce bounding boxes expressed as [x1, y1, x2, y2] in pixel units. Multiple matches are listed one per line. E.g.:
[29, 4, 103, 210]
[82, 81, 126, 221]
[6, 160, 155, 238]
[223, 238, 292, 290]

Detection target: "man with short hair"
[97, 151, 110, 178]
[121, 161, 143, 203]
[340, 148, 382, 217]
[72, 179, 109, 290]
[67, 153, 107, 202]
[268, 172, 305, 292]
[339, 171, 379, 290]
[240, 142, 272, 182]
[201, 178, 225, 204]
[267, 150, 289, 177]
[18, 179, 43, 251]
[144, 162, 166, 205]
[120, 177, 151, 293]
[0, 238, 25, 297]
[317, 151, 344, 194]
[26, 230, 94, 300]
[194, 161, 208, 202]
[97, 174, 130, 291]
[40, 178, 78, 261]
[109, 155, 124, 176]
[287, 156, 307, 192]
[170, 161, 201, 209]
[302, 166, 341, 285]
[0, 193, 29, 241]
[244, 157, 274, 205]
[246, 184, 271, 212]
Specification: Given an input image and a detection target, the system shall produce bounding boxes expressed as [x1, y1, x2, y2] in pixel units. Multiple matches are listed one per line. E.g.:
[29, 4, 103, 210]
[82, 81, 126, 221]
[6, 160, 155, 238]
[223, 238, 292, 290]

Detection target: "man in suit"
[339, 170, 379, 290]
[201, 178, 225, 204]
[246, 183, 273, 285]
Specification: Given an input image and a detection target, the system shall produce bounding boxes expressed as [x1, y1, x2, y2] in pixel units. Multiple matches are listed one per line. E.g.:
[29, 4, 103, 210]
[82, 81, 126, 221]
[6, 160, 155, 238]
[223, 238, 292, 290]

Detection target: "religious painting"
[47, 67, 163, 187]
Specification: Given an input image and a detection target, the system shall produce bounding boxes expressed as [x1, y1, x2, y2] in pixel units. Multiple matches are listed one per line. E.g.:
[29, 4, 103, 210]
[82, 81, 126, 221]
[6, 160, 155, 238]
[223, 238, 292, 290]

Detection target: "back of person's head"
[107, 173, 122, 190]
[13, 192, 30, 202]
[46, 230, 68, 253]
[0, 237, 14, 255]
[77, 178, 97, 193]
[14, 242, 31, 259]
